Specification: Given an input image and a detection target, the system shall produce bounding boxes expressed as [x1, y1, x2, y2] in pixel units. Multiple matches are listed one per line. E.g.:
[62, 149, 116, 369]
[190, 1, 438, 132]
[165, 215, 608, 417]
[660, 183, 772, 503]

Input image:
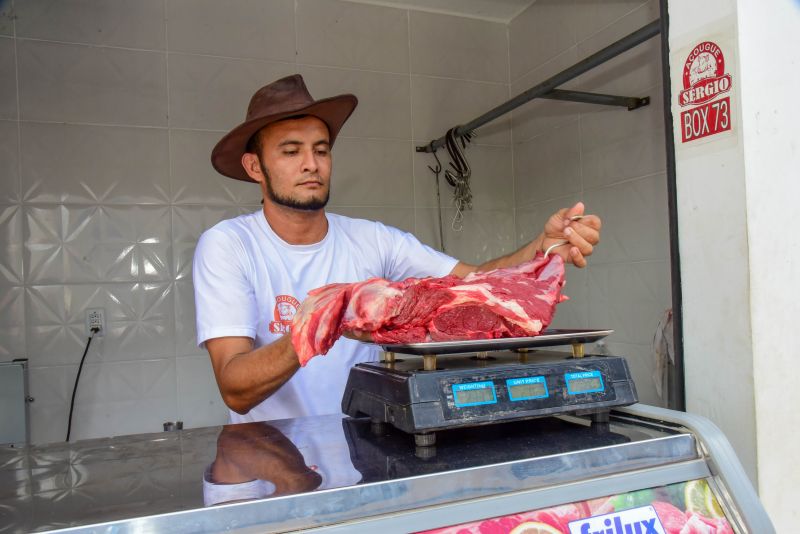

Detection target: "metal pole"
[417, 19, 661, 153]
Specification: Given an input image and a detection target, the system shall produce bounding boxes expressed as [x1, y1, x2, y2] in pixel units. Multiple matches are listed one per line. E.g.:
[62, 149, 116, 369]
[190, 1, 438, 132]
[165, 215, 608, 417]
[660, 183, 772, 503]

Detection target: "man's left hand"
[541, 202, 602, 268]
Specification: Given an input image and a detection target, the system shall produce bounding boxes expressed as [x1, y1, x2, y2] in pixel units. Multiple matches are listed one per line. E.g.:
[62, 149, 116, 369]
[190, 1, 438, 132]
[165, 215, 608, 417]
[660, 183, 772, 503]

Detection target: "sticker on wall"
[678, 41, 733, 143]
[669, 23, 739, 156]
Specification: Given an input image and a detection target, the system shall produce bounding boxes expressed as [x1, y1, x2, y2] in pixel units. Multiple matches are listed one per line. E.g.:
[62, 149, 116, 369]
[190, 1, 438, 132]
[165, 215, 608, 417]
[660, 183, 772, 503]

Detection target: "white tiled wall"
[509, 0, 671, 406]
[0, 0, 513, 443]
[2, 0, 671, 442]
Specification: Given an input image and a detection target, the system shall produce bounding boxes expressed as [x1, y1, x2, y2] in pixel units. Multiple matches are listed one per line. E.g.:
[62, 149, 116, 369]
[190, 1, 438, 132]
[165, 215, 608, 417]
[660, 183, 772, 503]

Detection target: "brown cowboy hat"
[211, 74, 358, 182]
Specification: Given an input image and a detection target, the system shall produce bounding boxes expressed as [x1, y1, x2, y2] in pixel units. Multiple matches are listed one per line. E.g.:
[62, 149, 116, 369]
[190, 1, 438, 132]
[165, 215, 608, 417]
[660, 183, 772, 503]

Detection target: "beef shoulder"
[291, 252, 566, 365]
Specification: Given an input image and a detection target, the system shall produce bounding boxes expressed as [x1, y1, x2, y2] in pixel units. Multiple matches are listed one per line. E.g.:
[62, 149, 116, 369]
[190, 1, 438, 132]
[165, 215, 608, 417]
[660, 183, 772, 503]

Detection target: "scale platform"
[341, 330, 638, 445]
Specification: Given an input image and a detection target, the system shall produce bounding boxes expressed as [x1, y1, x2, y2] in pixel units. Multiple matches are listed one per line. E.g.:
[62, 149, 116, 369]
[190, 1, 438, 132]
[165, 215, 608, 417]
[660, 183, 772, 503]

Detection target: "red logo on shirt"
[269, 295, 300, 334]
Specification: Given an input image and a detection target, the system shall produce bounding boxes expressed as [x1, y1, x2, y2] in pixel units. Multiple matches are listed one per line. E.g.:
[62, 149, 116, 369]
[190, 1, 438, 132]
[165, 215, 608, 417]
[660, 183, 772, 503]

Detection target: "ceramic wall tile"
[24, 205, 172, 284]
[327, 138, 413, 208]
[588, 260, 671, 346]
[0, 4, 12, 36]
[0, 38, 16, 120]
[327, 206, 415, 235]
[14, 0, 166, 49]
[510, 47, 596, 144]
[0, 286, 25, 359]
[582, 173, 669, 265]
[167, 0, 294, 61]
[513, 120, 581, 206]
[101, 283, 176, 363]
[411, 75, 510, 146]
[415, 207, 515, 265]
[25, 285, 89, 368]
[581, 127, 666, 189]
[0, 121, 19, 203]
[170, 129, 261, 205]
[299, 66, 412, 140]
[573, 0, 661, 95]
[410, 11, 507, 83]
[0, 205, 23, 285]
[414, 144, 513, 211]
[26, 283, 175, 366]
[176, 355, 228, 428]
[18, 40, 167, 126]
[21, 122, 170, 204]
[573, 0, 652, 43]
[167, 53, 295, 130]
[71, 359, 177, 440]
[509, 0, 577, 83]
[579, 85, 664, 154]
[297, 0, 408, 73]
[172, 205, 251, 280]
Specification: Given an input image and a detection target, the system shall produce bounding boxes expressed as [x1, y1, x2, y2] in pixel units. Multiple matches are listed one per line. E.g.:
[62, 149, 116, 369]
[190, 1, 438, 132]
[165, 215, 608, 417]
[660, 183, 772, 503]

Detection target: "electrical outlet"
[85, 308, 105, 337]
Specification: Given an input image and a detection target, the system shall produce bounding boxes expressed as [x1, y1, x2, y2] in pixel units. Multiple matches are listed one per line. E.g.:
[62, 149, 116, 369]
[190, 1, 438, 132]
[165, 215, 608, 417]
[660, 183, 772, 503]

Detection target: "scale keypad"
[439, 363, 616, 421]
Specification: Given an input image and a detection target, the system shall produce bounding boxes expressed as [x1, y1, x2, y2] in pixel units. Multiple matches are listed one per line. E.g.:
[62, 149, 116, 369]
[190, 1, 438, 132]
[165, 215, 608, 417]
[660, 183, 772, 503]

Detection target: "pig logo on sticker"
[679, 41, 732, 107]
[269, 295, 300, 334]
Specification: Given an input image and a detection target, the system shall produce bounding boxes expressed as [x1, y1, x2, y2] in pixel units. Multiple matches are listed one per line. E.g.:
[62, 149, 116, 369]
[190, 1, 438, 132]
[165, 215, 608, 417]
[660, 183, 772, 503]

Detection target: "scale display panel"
[506, 376, 549, 401]
[565, 370, 605, 395]
[452, 381, 497, 407]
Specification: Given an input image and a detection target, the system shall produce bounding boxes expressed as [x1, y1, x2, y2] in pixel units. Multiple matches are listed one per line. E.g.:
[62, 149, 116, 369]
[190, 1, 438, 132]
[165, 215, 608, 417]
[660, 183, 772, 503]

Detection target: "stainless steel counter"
[0, 410, 701, 533]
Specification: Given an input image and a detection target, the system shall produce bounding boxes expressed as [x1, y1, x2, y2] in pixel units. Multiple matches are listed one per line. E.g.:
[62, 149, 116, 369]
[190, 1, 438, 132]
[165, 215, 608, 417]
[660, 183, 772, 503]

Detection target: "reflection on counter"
[203, 419, 361, 506]
[0, 414, 675, 533]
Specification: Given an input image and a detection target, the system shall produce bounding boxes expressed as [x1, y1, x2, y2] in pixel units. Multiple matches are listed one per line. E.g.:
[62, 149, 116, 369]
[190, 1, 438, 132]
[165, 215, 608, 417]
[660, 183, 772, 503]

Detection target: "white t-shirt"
[193, 210, 458, 423]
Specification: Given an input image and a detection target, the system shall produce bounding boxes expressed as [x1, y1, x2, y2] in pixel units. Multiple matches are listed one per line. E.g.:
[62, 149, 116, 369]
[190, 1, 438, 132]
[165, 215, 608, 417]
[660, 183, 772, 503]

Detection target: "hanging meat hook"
[427, 147, 447, 253]
[443, 127, 474, 231]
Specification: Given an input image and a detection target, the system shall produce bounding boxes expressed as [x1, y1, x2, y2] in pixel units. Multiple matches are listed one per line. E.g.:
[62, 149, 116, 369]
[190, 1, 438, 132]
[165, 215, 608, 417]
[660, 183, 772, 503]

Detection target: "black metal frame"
[416, 20, 661, 153]
[658, 0, 685, 411]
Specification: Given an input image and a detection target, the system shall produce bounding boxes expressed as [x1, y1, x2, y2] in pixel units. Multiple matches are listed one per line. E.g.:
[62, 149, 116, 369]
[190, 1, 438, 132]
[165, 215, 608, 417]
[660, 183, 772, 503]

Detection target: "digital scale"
[342, 329, 638, 446]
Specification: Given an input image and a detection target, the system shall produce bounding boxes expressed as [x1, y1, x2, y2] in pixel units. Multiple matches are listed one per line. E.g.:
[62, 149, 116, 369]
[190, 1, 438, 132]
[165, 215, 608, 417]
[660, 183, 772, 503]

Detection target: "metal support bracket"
[416, 19, 660, 153]
[541, 90, 650, 111]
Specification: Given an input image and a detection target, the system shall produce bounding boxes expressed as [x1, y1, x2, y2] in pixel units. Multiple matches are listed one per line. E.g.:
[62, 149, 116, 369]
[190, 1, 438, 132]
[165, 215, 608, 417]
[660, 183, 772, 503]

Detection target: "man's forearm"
[452, 233, 544, 277]
[476, 234, 544, 272]
[214, 335, 300, 415]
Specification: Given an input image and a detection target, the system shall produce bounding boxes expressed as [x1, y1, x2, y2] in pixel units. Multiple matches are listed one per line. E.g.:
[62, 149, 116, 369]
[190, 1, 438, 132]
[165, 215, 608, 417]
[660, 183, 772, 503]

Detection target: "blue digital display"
[452, 381, 497, 407]
[506, 376, 549, 401]
[565, 370, 605, 395]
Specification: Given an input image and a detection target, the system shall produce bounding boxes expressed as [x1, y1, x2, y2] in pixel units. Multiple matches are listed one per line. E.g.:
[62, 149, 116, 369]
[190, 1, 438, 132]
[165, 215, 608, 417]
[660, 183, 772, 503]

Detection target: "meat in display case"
[416, 480, 733, 534]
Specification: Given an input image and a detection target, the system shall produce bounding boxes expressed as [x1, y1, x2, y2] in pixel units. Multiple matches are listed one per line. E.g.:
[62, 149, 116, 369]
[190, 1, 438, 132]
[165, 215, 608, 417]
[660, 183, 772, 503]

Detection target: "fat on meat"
[291, 252, 567, 366]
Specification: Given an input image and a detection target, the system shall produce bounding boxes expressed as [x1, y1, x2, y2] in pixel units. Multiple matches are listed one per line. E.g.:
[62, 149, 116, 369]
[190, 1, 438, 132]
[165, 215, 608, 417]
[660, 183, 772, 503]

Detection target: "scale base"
[342, 351, 638, 444]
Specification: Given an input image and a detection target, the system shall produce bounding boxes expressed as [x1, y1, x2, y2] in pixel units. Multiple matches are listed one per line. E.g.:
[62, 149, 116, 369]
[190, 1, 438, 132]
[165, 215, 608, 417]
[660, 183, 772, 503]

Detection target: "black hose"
[66, 329, 97, 442]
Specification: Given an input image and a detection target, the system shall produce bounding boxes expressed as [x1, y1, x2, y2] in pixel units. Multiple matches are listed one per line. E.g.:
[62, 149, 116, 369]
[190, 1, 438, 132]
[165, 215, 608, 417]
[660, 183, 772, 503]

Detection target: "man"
[193, 75, 601, 424]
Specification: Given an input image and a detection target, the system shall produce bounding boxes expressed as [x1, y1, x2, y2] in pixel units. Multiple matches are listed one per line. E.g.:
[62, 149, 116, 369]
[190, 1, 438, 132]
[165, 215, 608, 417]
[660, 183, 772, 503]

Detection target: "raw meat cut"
[291, 252, 567, 366]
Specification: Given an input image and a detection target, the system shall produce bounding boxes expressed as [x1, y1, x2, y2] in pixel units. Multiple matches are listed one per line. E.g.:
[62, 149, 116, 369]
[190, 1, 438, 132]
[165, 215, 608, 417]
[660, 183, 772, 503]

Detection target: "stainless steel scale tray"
[378, 328, 613, 355]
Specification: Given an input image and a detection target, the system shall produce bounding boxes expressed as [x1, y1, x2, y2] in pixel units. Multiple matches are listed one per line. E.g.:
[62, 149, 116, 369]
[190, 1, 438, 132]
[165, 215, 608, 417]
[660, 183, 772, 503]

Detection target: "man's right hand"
[541, 202, 601, 268]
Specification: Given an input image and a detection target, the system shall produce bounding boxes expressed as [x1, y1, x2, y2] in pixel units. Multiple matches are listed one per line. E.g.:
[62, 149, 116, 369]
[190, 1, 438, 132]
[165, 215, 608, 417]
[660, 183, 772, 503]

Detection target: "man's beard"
[260, 160, 329, 211]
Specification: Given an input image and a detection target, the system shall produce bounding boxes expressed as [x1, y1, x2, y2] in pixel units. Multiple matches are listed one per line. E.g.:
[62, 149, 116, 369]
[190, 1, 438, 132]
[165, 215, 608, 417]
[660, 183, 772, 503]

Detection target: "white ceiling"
[341, 0, 537, 23]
